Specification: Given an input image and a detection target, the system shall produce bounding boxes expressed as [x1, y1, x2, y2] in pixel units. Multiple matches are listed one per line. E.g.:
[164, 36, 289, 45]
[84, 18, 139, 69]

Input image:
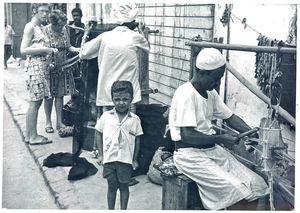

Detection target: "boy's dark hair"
[71, 8, 83, 16]
[111, 81, 133, 99]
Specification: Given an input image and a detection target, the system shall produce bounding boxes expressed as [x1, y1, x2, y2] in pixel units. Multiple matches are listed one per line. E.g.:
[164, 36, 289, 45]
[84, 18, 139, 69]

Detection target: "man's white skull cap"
[196, 48, 226, 70]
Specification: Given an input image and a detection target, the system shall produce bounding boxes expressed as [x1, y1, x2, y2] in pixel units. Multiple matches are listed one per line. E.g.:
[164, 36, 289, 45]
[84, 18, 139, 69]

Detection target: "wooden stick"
[67, 25, 85, 31]
[185, 41, 296, 54]
[226, 62, 295, 126]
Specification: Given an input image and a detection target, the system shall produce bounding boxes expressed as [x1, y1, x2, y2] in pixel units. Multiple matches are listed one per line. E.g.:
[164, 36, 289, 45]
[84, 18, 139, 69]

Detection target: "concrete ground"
[2, 62, 162, 210]
[2, 102, 58, 209]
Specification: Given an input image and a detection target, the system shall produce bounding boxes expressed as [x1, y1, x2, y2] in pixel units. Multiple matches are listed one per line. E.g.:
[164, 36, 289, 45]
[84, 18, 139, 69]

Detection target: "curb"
[3, 83, 83, 209]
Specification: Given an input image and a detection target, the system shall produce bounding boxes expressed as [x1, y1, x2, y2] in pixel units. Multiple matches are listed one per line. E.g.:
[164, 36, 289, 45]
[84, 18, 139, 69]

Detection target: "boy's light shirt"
[95, 108, 143, 165]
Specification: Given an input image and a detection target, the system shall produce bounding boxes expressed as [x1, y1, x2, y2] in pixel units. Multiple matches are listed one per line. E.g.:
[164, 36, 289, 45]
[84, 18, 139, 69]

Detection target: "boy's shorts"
[103, 162, 133, 184]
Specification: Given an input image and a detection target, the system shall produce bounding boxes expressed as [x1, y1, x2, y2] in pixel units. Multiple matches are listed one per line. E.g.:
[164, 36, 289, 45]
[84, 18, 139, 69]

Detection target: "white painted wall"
[214, 4, 296, 157]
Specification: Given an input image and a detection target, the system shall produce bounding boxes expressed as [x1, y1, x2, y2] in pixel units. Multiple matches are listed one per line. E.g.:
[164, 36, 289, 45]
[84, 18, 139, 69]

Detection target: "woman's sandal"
[29, 136, 52, 145]
[57, 126, 74, 137]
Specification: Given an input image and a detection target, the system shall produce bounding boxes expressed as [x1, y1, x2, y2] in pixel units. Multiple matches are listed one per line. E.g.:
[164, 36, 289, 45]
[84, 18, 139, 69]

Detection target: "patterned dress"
[44, 25, 77, 97]
[24, 23, 52, 101]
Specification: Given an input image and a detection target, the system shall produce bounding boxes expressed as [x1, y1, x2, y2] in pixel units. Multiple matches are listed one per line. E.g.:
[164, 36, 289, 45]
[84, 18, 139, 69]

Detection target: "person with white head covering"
[169, 48, 269, 210]
[80, 3, 149, 109]
[112, 3, 138, 24]
[79, 3, 149, 210]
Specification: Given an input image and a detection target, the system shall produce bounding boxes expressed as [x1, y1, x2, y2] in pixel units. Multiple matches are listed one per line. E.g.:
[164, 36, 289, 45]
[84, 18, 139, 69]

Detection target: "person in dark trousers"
[95, 81, 143, 210]
[68, 7, 85, 49]
[4, 17, 15, 69]
[65, 7, 85, 111]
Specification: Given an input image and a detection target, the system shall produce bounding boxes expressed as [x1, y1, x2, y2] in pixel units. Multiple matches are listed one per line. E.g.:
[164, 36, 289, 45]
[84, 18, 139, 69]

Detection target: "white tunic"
[169, 82, 269, 210]
[95, 109, 143, 165]
[80, 26, 149, 106]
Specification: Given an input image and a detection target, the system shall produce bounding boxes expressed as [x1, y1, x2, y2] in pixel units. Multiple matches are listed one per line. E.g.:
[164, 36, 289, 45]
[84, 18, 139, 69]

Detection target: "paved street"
[2, 62, 162, 210]
[2, 102, 58, 209]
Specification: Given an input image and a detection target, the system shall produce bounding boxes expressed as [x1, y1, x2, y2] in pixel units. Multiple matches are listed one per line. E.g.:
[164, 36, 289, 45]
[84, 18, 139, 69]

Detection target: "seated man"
[169, 48, 269, 210]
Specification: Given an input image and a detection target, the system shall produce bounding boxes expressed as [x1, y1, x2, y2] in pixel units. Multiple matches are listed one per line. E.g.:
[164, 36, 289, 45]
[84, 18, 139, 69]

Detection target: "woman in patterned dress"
[43, 9, 80, 135]
[20, 3, 56, 145]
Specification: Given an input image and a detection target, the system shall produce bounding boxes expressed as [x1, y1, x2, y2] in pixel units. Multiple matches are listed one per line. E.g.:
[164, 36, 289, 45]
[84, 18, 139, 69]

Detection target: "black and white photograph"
[1, 1, 297, 211]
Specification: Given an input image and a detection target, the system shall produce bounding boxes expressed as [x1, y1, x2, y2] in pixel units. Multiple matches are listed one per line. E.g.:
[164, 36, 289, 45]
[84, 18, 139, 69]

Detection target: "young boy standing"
[95, 81, 143, 210]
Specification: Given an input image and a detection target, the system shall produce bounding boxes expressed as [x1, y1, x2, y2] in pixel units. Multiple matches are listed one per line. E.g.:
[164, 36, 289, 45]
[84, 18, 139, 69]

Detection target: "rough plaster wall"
[214, 4, 296, 127]
[214, 4, 296, 157]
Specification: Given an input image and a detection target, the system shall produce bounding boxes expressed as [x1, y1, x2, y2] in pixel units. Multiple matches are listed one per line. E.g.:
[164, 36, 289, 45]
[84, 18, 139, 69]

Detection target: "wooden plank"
[149, 61, 190, 80]
[150, 79, 177, 97]
[149, 96, 169, 105]
[149, 54, 190, 71]
[150, 45, 191, 61]
[144, 16, 214, 29]
[150, 50, 191, 64]
[149, 35, 194, 50]
[143, 4, 214, 17]
[150, 92, 172, 106]
[150, 71, 186, 89]
[147, 25, 213, 40]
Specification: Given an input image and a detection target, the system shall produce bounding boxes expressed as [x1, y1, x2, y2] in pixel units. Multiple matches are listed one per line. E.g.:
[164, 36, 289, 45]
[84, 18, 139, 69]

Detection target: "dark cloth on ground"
[43, 152, 73, 167]
[43, 152, 98, 180]
[68, 157, 98, 180]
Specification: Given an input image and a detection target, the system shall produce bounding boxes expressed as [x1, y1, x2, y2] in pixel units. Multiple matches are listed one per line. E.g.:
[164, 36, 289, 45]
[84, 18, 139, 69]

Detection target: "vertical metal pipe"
[224, 4, 232, 104]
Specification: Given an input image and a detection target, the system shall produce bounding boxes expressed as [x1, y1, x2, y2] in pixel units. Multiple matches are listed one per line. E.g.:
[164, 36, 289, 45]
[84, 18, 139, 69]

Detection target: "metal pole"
[186, 41, 296, 54]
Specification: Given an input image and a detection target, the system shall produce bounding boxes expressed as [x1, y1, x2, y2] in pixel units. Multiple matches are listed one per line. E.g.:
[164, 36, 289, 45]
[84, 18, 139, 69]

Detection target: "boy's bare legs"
[107, 178, 118, 210]
[119, 183, 129, 210]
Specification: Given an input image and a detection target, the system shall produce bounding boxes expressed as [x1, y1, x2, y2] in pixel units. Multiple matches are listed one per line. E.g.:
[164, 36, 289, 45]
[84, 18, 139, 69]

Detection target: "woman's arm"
[20, 23, 53, 56]
[68, 46, 80, 54]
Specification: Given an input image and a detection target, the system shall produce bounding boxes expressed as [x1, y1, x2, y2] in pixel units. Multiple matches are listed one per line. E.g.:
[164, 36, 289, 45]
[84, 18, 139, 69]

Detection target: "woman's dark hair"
[49, 9, 67, 26]
[71, 8, 83, 16]
[111, 81, 134, 99]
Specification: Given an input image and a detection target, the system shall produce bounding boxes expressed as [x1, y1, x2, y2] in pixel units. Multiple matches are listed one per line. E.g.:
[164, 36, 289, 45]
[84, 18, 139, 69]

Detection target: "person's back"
[79, 3, 149, 107]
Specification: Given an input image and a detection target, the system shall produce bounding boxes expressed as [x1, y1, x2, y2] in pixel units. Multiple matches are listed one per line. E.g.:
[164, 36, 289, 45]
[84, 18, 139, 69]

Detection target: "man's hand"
[132, 160, 139, 171]
[97, 155, 103, 166]
[85, 23, 94, 34]
[221, 133, 240, 148]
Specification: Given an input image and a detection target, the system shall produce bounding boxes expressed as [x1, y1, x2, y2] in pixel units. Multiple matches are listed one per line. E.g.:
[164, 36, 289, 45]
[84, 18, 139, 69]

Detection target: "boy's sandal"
[45, 126, 54, 133]
[29, 136, 52, 145]
[58, 126, 74, 137]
